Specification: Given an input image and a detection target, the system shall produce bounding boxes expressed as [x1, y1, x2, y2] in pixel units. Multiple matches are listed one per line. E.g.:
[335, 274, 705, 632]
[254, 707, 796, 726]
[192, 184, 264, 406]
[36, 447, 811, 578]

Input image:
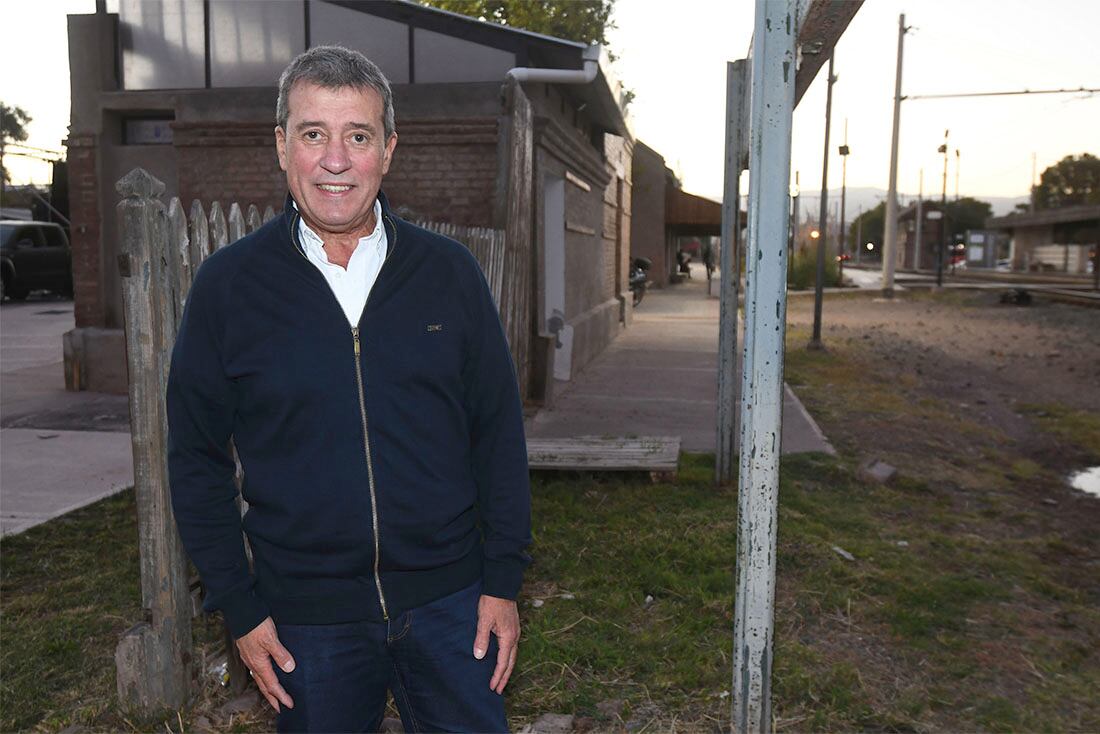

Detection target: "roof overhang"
[986, 204, 1100, 229]
[794, 0, 864, 105]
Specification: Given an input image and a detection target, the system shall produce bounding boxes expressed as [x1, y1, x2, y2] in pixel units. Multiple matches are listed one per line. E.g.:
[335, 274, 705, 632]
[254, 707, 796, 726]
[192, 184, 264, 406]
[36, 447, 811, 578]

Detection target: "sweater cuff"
[212, 587, 271, 639]
[481, 557, 525, 600]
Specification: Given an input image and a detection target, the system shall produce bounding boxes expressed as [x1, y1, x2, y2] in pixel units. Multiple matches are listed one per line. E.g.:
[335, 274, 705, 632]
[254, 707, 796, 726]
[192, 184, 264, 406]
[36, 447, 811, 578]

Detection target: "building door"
[543, 175, 572, 381]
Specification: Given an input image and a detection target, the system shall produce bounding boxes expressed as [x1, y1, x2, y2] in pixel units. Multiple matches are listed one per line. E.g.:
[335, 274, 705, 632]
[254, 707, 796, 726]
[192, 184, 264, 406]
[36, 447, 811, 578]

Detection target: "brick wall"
[384, 118, 499, 226]
[65, 134, 104, 329]
[173, 123, 287, 215]
[171, 118, 500, 228]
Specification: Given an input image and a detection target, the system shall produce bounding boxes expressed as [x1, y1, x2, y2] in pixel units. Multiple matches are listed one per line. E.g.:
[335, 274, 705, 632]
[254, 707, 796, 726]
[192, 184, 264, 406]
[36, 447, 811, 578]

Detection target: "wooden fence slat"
[167, 198, 190, 329]
[247, 204, 263, 233]
[114, 168, 193, 711]
[209, 202, 228, 250]
[189, 200, 210, 272]
[228, 203, 246, 243]
[262, 205, 276, 223]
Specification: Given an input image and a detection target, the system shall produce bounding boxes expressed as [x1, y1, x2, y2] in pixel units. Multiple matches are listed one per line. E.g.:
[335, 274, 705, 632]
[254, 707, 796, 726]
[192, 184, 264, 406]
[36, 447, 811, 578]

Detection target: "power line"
[4, 142, 64, 158]
[903, 86, 1098, 101]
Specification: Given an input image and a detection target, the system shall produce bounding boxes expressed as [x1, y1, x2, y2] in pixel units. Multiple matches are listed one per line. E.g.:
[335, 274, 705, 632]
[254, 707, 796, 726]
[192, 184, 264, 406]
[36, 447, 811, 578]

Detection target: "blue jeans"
[273, 581, 508, 733]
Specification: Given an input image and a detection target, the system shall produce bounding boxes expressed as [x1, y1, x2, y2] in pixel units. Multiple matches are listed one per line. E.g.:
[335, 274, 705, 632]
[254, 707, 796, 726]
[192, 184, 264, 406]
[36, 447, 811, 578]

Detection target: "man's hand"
[473, 594, 520, 694]
[236, 617, 296, 712]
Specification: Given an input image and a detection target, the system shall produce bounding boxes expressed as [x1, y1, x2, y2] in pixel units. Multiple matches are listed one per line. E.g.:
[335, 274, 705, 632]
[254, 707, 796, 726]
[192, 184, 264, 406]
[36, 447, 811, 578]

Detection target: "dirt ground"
[779, 288, 1100, 731]
[787, 288, 1100, 475]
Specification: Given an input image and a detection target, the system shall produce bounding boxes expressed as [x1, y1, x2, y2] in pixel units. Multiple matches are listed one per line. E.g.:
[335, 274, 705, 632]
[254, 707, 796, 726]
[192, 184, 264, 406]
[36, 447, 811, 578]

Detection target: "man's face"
[275, 81, 397, 240]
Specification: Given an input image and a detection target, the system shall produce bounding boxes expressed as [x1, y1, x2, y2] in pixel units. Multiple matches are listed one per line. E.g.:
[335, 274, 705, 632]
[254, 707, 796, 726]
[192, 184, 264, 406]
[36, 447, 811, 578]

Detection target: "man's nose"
[320, 139, 352, 174]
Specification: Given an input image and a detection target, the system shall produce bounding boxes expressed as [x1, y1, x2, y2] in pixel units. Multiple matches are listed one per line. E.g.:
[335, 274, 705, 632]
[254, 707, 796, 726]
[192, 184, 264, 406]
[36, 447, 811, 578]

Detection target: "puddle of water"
[1068, 466, 1100, 497]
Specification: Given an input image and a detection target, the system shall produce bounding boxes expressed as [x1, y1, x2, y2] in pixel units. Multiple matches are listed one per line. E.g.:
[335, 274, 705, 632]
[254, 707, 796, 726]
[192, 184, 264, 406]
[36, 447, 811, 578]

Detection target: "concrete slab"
[0, 428, 134, 536]
[1, 298, 134, 537]
[526, 265, 834, 456]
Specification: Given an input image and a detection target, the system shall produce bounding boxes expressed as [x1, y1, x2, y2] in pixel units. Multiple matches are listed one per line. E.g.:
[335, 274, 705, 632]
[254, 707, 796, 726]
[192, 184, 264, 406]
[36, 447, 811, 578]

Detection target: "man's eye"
[304, 131, 322, 141]
[352, 134, 368, 144]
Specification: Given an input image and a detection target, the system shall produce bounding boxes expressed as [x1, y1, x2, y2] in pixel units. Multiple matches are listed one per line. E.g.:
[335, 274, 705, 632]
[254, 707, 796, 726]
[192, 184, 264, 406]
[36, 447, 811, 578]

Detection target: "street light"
[810, 229, 820, 239]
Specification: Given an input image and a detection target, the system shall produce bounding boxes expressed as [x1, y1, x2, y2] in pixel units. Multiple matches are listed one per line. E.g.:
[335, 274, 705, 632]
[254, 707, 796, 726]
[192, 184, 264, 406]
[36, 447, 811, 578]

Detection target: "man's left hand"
[473, 594, 520, 694]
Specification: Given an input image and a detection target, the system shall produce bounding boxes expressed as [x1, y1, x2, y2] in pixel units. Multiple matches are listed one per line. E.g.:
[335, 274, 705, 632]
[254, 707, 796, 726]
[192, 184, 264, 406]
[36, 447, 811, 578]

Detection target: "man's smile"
[317, 184, 354, 194]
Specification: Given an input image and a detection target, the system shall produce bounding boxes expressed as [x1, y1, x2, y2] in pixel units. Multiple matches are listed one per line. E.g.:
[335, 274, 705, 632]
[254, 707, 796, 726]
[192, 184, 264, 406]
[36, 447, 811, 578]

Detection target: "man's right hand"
[236, 616, 296, 712]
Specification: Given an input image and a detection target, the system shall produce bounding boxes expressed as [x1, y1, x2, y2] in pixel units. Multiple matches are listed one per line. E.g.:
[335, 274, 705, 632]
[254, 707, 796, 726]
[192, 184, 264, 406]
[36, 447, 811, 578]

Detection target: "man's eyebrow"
[295, 120, 327, 132]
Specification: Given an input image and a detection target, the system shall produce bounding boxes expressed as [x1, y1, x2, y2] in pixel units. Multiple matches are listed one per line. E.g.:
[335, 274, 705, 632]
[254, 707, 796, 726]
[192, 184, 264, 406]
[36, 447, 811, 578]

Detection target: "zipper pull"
[352, 327, 361, 356]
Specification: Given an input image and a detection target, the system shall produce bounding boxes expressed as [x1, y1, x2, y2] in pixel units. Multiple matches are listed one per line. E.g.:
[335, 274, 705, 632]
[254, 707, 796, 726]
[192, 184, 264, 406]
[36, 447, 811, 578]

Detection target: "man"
[167, 45, 531, 733]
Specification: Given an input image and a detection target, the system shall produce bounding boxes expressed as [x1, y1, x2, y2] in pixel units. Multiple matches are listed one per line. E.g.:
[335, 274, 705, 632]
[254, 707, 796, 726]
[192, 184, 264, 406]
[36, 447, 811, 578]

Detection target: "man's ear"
[275, 126, 288, 172]
[381, 132, 398, 175]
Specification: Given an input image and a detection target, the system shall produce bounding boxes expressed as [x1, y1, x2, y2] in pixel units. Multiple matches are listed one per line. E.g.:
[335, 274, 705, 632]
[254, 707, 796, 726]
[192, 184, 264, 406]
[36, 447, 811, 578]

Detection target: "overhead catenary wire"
[903, 86, 1098, 101]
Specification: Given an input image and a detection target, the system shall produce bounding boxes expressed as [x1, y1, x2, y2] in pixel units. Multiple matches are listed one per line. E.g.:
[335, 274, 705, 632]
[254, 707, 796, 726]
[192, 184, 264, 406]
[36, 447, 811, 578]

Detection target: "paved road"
[0, 298, 132, 537]
[526, 265, 834, 455]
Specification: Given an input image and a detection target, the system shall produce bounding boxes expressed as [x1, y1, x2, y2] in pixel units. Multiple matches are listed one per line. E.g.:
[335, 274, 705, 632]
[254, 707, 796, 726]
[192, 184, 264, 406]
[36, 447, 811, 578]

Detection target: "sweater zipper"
[352, 326, 389, 620]
[291, 207, 398, 621]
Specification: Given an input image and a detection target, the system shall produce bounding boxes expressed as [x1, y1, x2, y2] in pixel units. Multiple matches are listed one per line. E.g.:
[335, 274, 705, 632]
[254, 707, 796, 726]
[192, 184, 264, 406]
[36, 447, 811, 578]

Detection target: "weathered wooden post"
[114, 168, 193, 711]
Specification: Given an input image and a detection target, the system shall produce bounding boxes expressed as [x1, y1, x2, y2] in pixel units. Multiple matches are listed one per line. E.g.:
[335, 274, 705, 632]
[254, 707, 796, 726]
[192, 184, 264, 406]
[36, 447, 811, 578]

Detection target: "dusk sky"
[4, 0, 1098, 204]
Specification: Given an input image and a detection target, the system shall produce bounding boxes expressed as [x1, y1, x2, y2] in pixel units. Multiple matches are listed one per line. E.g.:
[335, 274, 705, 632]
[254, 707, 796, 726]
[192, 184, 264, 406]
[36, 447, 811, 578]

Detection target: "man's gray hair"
[276, 45, 395, 139]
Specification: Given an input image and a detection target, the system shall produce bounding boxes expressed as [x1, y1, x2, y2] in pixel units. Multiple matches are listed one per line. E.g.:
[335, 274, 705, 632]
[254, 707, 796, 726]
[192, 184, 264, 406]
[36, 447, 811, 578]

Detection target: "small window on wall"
[124, 117, 175, 145]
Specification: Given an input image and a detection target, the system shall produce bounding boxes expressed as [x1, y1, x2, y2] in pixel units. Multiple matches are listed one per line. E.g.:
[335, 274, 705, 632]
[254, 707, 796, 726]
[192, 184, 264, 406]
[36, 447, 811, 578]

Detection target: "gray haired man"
[167, 45, 532, 733]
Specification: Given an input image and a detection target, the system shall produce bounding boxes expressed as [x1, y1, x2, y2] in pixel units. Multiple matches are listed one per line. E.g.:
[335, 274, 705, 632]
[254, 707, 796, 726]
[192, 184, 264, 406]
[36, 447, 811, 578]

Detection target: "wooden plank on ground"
[527, 436, 680, 478]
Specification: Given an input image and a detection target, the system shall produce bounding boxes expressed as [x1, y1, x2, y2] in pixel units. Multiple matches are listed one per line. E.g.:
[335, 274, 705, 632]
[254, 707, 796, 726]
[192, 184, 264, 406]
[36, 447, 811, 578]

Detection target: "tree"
[848, 201, 885, 252]
[1032, 153, 1100, 210]
[944, 196, 992, 238]
[419, 0, 615, 46]
[1, 102, 32, 185]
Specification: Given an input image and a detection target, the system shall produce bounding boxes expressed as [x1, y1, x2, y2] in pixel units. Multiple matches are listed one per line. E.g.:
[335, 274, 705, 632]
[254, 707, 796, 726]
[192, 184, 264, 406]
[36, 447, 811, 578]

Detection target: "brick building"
[65, 0, 633, 404]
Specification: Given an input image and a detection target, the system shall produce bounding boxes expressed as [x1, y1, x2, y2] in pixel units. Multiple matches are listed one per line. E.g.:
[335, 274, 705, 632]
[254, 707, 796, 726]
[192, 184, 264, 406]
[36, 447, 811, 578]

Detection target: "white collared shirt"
[297, 199, 387, 327]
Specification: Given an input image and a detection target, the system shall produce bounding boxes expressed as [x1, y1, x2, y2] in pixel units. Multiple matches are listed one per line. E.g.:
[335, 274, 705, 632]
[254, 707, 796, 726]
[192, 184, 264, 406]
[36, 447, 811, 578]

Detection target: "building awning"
[666, 189, 722, 237]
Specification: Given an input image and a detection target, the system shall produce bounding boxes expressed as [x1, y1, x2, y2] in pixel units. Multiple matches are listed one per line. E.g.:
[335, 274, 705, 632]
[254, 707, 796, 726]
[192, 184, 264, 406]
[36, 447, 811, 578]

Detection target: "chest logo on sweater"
[426, 323, 444, 332]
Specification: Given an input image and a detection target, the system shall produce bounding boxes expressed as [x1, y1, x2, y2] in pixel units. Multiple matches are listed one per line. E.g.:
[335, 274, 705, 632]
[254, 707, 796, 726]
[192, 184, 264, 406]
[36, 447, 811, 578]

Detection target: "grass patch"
[4, 319, 1099, 731]
[1019, 402, 1100, 457]
[0, 490, 143, 731]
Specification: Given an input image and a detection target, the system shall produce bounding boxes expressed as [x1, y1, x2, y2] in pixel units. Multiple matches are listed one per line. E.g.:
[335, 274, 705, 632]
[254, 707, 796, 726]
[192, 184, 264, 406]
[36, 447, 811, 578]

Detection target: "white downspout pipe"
[506, 44, 601, 85]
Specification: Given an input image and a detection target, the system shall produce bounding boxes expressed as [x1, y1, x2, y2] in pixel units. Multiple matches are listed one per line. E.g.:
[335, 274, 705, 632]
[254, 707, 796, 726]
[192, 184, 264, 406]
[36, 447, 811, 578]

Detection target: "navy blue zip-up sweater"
[166, 192, 531, 639]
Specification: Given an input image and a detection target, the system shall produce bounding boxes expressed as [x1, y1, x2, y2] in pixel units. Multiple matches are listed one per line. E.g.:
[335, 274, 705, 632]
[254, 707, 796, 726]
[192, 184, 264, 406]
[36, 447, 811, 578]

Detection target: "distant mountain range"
[788, 187, 1028, 222]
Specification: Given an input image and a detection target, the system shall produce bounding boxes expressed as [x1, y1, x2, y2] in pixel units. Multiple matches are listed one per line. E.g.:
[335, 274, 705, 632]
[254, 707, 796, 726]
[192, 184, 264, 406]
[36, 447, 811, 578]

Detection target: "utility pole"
[882, 13, 907, 297]
[838, 119, 849, 285]
[914, 169, 924, 271]
[789, 171, 800, 269]
[855, 205, 863, 265]
[954, 149, 961, 202]
[810, 52, 836, 350]
[937, 129, 949, 287]
[1030, 152, 1037, 213]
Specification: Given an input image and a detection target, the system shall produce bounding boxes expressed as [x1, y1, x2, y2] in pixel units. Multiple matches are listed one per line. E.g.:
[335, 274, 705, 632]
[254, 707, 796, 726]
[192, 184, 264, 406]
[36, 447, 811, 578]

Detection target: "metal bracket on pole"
[716, 59, 750, 486]
[732, 0, 798, 730]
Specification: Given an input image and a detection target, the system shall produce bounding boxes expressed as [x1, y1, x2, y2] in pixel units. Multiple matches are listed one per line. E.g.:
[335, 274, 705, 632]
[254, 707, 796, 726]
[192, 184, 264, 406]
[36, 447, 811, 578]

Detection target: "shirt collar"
[295, 198, 385, 256]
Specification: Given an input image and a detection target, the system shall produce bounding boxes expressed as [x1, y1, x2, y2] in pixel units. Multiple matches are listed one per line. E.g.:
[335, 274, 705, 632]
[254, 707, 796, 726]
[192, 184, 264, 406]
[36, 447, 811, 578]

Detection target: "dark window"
[123, 117, 174, 145]
[42, 227, 67, 248]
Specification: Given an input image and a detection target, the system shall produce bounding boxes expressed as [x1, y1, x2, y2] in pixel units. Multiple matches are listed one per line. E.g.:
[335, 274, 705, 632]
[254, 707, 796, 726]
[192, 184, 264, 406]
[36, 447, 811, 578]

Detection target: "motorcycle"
[629, 257, 652, 306]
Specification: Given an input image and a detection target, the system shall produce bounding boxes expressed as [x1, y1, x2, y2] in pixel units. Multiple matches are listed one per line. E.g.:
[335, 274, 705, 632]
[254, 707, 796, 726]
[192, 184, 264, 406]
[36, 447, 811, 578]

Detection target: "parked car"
[0, 221, 73, 300]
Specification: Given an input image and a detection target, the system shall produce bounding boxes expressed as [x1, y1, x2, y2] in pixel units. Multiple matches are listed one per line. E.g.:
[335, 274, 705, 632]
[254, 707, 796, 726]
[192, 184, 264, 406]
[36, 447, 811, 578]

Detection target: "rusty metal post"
[732, 0, 798, 730]
[716, 59, 749, 486]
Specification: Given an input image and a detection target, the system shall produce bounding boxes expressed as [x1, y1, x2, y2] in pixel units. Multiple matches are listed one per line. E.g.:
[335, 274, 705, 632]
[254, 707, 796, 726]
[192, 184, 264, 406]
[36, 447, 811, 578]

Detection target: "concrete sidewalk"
[0, 298, 132, 537]
[0, 269, 834, 538]
[526, 265, 834, 455]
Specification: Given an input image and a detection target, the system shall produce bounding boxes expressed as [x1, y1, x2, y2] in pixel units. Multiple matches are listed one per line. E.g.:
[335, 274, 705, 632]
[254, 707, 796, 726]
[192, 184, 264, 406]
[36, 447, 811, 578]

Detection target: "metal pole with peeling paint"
[732, 0, 798, 730]
[717, 59, 749, 486]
